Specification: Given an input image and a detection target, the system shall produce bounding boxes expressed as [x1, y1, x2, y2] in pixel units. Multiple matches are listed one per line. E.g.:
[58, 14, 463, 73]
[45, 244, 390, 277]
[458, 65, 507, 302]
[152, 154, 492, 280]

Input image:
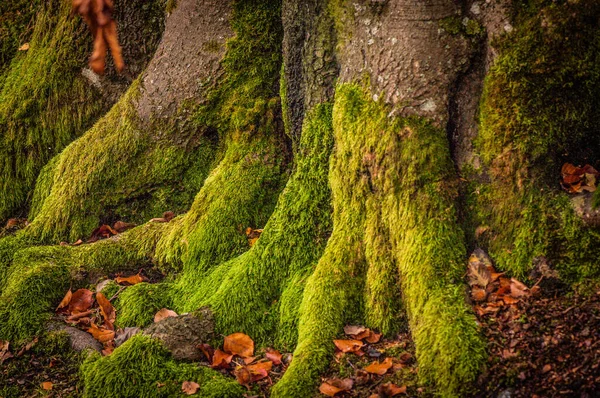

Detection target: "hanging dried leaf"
[223, 333, 254, 358]
[181, 381, 200, 395]
[56, 290, 73, 311]
[333, 339, 364, 353]
[364, 357, 393, 375]
[96, 292, 116, 329]
[154, 308, 178, 323]
[115, 273, 144, 285]
[69, 289, 94, 313]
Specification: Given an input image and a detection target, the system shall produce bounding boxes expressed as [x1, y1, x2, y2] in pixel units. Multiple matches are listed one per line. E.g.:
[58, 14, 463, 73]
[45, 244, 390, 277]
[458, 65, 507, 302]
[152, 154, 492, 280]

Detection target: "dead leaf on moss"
[154, 308, 178, 323]
[246, 360, 272, 382]
[69, 289, 94, 313]
[333, 339, 364, 353]
[96, 292, 115, 329]
[113, 221, 136, 233]
[41, 381, 53, 390]
[88, 224, 118, 243]
[467, 259, 491, 288]
[18, 43, 30, 51]
[115, 273, 144, 285]
[224, 332, 254, 358]
[198, 343, 214, 362]
[364, 357, 393, 375]
[181, 381, 200, 395]
[0, 341, 12, 364]
[561, 163, 599, 193]
[56, 289, 73, 311]
[150, 211, 176, 223]
[16, 337, 38, 357]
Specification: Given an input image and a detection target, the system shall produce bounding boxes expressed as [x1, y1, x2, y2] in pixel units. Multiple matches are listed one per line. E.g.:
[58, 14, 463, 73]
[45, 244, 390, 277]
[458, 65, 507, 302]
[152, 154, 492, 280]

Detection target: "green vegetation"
[473, 0, 600, 281]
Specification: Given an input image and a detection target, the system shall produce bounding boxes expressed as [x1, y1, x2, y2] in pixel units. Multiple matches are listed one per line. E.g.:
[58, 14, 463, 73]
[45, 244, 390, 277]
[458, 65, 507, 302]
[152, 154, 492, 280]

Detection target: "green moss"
[81, 335, 244, 397]
[440, 15, 484, 38]
[273, 84, 485, 397]
[474, 0, 600, 281]
[116, 282, 173, 328]
[0, 0, 42, 73]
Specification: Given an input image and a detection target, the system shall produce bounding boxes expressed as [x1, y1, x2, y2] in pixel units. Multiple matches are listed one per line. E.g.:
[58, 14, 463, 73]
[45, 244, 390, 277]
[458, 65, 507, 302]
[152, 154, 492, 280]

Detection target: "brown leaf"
[211, 349, 233, 369]
[16, 337, 38, 357]
[96, 292, 116, 329]
[467, 259, 491, 288]
[154, 308, 178, 323]
[69, 289, 94, 313]
[344, 325, 367, 337]
[246, 360, 273, 382]
[265, 348, 282, 365]
[56, 290, 73, 311]
[542, 364, 552, 373]
[378, 383, 407, 396]
[181, 381, 200, 395]
[113, 221, 136, 233]
[223, 332, 254, 358]
[88, 323, 115, 344]
[41, 381, 53, 390]
[365, 330, 382, 344]
[509, 278, 529, 298]
[471, 286, 488, 302]
[355, 369, 370, 385]
[234, 367, 252, 387]
[333, 339, 364, 353]
[0, 340, 13, 364]
[319, 378, 353, 397]
[398, 352, 413, 364]
[198, 343, 214, 362]
[364, 357, 393, 375]
[115, 273, 144, 285]
[88, 224, 118, 243]
[18, 43, 30, 51]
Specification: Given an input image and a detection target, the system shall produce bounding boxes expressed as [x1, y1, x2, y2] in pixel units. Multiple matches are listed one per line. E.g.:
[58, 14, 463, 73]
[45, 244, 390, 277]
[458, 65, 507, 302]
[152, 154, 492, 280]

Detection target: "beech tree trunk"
[0, 0, 599, 397]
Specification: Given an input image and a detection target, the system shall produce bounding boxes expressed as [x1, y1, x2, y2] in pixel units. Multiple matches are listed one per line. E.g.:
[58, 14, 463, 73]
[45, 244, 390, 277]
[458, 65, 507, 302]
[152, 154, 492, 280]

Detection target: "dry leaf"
[69, 289, 94, 313]
[344, 325, 367, 336]
[88, 224, 118, 243]
[181, 381, 200, 395]
[18, 43, 30, 51]
[154, 308, 178, 323]
[211, 349, 233, 369]
[471, 286, 488, 302]
[365, 331, 382, 344]
[0, 341, 13, 364]
[364, 357, 393, 375]
[16, 337, 38, 357]
[378, 383, 407, 396]
[333, 339, 364, 353]
[113, 221, 136, 233]
[115, 273, 144, 285]
[467, 260, 491, 288]
[223, 333, 254, 358]
[96, 292, 116, 329]
[41, 381, 53, 390]
[265, 348, 282, 365]
[198, 343, 214, 362]
[88, 323, 115, 344]
[56, 290, 73, 311]
[319, 378, 353, 397]
[355, 369, 370, 385]
[246, 360, 273, 382]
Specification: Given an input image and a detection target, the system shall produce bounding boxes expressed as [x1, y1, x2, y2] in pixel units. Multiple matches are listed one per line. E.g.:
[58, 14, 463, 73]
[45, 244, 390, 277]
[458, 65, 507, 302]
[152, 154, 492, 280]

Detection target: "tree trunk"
[1, 0, 599, 396]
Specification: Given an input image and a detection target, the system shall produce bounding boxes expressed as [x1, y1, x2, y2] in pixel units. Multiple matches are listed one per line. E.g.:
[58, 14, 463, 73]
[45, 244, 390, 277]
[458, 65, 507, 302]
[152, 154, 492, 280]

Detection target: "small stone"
[47, 323, 102, 353]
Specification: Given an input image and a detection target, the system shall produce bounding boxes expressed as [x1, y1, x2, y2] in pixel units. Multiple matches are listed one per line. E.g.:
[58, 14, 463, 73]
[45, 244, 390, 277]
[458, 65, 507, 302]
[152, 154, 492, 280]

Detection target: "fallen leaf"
[471, 286, 488, 302]
[364, 357, 393, 375]
[333, 339, 364, 353]
[234, 366, 252, 387]
[211, 349, 233, 369]
[246, 360, 273, 382]
[319, 378, 353, 396]
[88, 323, 115, 344]
[16, 337, 38, 357]
[96, 292, 116, 329]
[56, 290, 73, 311]
[344, 325, 367, 336]
[542, 364, 552, 373]
[181, 381, 200, 395]
[224, 333, 254, 358]
[69, 289, 94, 313]
[115, 273, 144, 285]
[88, 224, 118, 243]
[509, 278, 529, 298]
[365, 330, 382, 344]
[378, 383, 407, 396]
[154, 308, 178, 323]
[41, 381, 53, 390]
[113, 221, 136, 233]
[398, 352, 413, 363]
[265, 348, 282, 365]
[0, 341, 13, 364]
[198, 343, 214, 362]
[18, 43, 30, 51]
[467, 259, 491, 288]
[355, 369, 370, 385]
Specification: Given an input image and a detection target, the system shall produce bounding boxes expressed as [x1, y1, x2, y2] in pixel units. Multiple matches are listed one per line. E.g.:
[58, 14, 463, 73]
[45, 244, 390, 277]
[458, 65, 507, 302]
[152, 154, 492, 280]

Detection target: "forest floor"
[1, 233, 599, 397]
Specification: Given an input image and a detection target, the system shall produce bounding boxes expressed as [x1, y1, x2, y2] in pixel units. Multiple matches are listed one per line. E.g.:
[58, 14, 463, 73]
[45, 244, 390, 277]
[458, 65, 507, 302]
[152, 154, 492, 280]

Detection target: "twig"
[109, 286, 126, 302]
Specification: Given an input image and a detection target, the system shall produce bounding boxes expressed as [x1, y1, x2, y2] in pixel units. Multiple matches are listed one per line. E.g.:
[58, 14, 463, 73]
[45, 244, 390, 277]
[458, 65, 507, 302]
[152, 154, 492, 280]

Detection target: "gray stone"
[47, 322, 102, 353]
[143, 307, 214, 361]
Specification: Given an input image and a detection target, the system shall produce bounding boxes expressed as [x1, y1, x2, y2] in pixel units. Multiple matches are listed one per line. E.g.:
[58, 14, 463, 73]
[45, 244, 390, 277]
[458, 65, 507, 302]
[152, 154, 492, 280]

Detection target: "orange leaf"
[247, 360, 273, 382]
[365, 330, 382, 344]
[364, 357, 393, 375]
[265, 348, 282, 365]
[96, 292, 115, 330]
[333, 339, 364, 353]
[41, 381, 53, 390]
[69, 289, 94, 313]
[224, 333, 254, 358]
[88, 323, 115, 344]
[198, 343, 214, 362]
[379, 383, 407, 396]
[181, 381, 200, 395]
[56, 290, 72, 311]
[471, 286, 488, 302]
[343, 325, 367, 337]
[154, 308, 178, 323]
[319, 378, 353, 396]
[115, 273, 144, 285]
[113, 221, 136, 233]
[211, 349, 233, 369]
[234, 367, 252, 387]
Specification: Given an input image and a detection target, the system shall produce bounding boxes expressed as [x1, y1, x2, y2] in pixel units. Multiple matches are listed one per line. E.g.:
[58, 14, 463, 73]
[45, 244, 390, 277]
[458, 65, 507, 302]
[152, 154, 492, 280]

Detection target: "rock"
[47, 322, 102, 353]
[143, 307, 214, 361]
[570, 193, 600, 227]
[115, 327, 142, 347]
[497, 389, 514, 398]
